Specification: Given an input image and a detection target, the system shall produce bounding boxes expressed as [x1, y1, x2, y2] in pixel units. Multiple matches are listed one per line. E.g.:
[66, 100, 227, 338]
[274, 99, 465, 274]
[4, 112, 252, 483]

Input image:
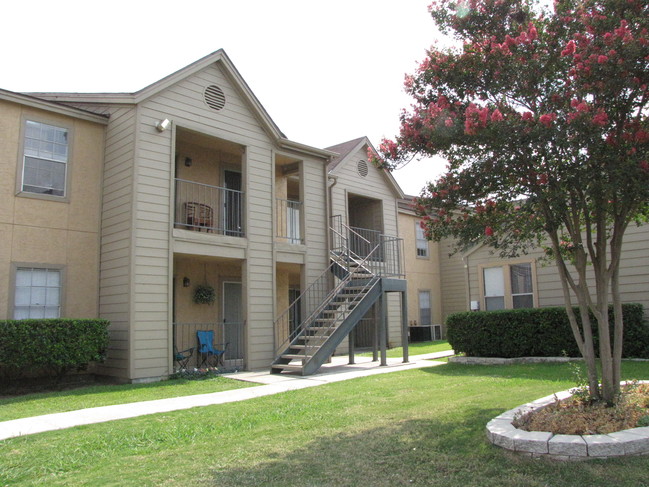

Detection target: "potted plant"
[193, 284, 216, 305]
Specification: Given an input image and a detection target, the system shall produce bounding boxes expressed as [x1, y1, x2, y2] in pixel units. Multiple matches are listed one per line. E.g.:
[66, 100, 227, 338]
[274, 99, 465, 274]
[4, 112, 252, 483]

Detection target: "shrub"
[0, 319, 110, 380]
[446, 304, 649, 358]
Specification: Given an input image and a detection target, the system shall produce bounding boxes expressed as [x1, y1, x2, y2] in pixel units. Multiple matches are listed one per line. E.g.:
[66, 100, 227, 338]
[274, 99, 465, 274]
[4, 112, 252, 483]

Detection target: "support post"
[372, 305, 379, 362]
[348, 330, 355, 365]
[401, 290, 409, 363]
[380, 292, 387, 366]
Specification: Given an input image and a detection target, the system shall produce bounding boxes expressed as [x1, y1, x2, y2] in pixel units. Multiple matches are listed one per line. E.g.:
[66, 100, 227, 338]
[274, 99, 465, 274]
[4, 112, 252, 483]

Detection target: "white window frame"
[418, 290, 432, 326]
[16, 116, 72, 201]
[11, 264, 65, 319]
[478, 260, 537, 311]
[415, 221, 429, 258]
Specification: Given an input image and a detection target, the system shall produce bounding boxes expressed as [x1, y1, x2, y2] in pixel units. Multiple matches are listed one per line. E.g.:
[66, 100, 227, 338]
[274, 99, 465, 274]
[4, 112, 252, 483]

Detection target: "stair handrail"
[272, 218, 404, 363]
[273, 259, 353, 357]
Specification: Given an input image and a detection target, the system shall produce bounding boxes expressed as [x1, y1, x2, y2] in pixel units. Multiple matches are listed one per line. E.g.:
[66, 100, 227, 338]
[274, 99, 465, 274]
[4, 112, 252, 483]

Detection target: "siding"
[135, 61, 277, 377]
[465, 223, 649, 314]
[97, 106, 136, 379]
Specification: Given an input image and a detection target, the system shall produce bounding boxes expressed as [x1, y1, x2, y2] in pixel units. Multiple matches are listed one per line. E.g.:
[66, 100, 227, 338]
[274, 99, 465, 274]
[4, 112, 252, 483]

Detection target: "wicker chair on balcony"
[185, 202, 214, 232]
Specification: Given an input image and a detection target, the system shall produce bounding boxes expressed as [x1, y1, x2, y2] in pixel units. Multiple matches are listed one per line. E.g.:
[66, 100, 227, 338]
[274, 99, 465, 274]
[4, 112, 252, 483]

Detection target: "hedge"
[0, 319, 110, 380]
[446, 304, 649, 358]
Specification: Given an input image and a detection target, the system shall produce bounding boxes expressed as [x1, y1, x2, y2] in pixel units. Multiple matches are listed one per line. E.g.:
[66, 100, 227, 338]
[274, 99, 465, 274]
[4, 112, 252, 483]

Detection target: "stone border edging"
[486, 381, 649, 460]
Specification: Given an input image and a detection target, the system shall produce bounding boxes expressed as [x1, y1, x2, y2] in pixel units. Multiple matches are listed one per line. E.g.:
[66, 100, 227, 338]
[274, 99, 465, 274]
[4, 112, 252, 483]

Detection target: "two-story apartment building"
[2, 50, 409, 382]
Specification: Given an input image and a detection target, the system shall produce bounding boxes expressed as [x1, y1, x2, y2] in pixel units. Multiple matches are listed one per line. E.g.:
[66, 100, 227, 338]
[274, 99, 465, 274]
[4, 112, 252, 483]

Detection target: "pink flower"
[597, 55, 609, 64]
[592, 110, 609, 126]
[485, 226, 494, 237]
[445, 118, 454, 127]
[539, 113, 556, 127]
[521, 111, 534, 121]
[490, 109, 504, 122]
[561, 40, 576, 56]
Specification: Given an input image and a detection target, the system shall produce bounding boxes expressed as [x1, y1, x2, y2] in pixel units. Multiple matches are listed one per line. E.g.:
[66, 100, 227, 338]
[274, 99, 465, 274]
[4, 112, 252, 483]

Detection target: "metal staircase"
[271, 217, 404, 375]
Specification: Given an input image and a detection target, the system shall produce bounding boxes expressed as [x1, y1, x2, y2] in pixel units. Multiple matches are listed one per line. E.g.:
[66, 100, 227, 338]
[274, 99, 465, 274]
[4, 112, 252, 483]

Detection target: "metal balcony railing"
[174, 179, 244, 237]
[275, 198, 302, 244]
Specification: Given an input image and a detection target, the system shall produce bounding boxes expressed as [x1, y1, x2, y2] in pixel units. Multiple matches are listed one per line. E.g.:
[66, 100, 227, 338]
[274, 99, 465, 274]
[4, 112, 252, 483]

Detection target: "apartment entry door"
[223, 281, 243, 361]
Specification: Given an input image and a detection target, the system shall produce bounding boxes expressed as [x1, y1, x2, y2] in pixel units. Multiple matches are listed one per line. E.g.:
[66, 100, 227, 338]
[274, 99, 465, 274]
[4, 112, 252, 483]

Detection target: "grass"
[0, 376, 255, 422]
[2, 360, 649, 486]
[358, 340, 453, 358]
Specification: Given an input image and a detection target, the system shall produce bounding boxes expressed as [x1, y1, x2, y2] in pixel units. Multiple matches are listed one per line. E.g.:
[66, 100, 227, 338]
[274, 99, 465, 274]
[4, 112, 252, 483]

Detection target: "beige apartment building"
[2, 50, 646, 382]
[1, 51, 409, 382]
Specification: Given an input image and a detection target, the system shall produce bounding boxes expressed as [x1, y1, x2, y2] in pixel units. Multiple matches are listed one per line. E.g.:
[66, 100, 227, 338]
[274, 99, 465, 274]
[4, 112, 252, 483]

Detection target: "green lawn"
[2, 361, 649, 486]
[358, 340, 453, 358]
[0, 376, 255, 422]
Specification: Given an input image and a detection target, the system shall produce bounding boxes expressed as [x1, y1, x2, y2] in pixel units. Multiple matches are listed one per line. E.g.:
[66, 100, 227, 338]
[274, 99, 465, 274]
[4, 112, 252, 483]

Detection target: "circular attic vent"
[204, 85, 226, 111]
[357, 159, 369, 178]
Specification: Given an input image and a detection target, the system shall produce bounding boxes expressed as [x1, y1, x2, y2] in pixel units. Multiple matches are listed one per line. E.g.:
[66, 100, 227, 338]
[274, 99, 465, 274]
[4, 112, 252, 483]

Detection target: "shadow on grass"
[420, 359, 649, 384]
[208, 414, 648, 487]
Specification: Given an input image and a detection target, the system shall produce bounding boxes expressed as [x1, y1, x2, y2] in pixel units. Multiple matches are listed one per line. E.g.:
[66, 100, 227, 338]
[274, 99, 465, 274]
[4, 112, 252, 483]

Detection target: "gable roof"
[326, 136, 405, 198]
[25, 49, 334, 161]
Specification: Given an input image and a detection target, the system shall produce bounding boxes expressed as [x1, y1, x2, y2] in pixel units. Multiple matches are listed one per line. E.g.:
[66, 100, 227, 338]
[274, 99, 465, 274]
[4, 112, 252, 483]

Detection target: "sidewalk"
[0, 351, 453, 441]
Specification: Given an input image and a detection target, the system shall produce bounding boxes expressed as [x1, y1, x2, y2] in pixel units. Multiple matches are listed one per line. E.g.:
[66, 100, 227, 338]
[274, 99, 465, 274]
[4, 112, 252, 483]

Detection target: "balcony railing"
[173, 321, 244, 370]
[275, 198, 302, 244]
[174, 178, 244, 237]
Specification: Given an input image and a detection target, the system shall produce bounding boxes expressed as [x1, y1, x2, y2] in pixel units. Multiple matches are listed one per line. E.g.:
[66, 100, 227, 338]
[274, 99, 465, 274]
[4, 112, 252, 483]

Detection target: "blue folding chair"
[197, 330, 227, 367]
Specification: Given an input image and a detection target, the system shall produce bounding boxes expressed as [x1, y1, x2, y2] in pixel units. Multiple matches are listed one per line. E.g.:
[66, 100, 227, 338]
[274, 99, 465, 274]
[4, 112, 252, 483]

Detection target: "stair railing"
[273, 217, 404, 363]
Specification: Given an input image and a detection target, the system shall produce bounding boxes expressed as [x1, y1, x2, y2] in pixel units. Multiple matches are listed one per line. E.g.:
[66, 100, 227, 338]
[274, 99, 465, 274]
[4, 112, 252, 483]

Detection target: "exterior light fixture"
[184, 157, 192, 167]
[183, 277, 191, 287]
[155, 118, 171, 132]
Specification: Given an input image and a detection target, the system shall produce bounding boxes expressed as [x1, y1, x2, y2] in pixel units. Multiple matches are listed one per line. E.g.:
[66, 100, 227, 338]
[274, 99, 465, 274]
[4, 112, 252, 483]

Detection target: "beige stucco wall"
[398, 210, 443, 328]
[0, 99, 105, 320]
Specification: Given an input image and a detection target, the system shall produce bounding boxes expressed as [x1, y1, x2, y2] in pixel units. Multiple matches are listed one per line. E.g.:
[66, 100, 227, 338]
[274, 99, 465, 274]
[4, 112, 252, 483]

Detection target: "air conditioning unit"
[431, 324, 442, 340]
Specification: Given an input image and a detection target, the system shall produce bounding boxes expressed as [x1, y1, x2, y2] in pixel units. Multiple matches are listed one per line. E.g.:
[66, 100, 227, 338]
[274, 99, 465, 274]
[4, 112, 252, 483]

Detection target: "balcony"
[174, 179, 244, 237]
[275, 198, 302, 244]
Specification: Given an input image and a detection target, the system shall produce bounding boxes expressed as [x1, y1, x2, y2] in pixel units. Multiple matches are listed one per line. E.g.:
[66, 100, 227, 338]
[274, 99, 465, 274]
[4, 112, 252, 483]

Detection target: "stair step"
[281, 353, 314, 360]
[271, 363, 304, 372]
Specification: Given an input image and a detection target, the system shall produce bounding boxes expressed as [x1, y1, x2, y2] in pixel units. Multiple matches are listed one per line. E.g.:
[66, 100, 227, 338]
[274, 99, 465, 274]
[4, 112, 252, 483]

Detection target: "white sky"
[2, 0, 449, 195]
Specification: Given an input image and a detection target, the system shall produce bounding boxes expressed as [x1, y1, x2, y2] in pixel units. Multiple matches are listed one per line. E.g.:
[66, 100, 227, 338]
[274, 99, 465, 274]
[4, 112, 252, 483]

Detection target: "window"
[415, 221, 429, 258]
[481, 262, 535, 311]
[418, 290, 431, 325]
[21, 120, 69, 197]
[510, 263, 534, 308]
[13, 267, 61, 319]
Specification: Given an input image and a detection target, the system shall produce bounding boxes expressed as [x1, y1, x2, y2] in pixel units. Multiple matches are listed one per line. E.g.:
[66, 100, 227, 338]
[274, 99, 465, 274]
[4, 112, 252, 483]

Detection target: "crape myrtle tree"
[371, 0, 649, 403]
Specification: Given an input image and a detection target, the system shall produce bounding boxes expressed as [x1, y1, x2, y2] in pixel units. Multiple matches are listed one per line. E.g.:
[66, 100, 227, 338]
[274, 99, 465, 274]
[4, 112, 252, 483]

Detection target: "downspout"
[462, 254, 471, 311]
[327, 174, 339, 251]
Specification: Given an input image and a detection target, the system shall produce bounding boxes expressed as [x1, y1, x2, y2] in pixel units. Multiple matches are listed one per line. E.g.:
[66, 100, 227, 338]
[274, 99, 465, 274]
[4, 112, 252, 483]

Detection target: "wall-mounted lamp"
[155, 118, 171, 132]
[184, 157, 193, 167]
[183, 277, 191, 287]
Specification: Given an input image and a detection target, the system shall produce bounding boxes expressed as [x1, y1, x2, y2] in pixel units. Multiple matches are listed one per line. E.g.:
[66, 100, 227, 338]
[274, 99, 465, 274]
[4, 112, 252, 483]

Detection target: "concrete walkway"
[0, 351, 453, 441]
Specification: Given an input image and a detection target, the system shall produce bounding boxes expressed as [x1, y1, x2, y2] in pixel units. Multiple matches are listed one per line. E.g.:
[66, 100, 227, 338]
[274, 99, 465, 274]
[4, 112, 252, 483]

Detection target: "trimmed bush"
[446, 304, 649, 358]
[0, 319, 110, 380]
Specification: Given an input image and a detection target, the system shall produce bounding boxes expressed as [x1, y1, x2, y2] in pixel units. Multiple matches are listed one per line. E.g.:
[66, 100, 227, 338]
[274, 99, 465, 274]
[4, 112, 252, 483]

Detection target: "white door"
[223, 281, 243, 360]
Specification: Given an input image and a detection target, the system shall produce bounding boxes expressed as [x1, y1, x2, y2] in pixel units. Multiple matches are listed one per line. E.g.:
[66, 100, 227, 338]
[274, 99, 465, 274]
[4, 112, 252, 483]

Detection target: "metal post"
[401, 290, 409, 363]
[348, 330, 355, 365]
[380, 292, 387, 366]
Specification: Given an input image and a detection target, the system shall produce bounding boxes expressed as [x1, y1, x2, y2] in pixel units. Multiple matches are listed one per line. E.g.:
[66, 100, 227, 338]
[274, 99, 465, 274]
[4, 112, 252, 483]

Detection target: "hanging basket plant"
[193, 284, 216, 305]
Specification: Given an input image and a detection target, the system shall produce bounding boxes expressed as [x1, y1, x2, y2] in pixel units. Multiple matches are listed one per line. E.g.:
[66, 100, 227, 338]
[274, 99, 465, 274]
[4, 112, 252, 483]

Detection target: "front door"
[223, 281, 243, 362]
[223, 170, 242, 236]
